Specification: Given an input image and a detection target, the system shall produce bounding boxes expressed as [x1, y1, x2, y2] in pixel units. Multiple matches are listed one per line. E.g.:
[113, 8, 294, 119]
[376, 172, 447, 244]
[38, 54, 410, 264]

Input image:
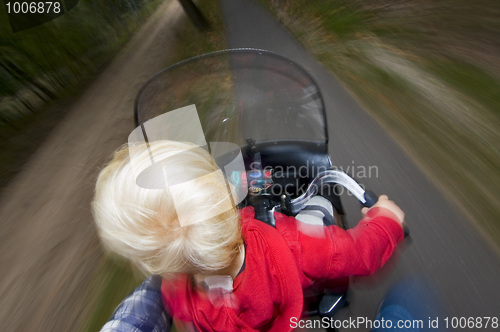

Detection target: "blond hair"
[92, 140, 242, 277]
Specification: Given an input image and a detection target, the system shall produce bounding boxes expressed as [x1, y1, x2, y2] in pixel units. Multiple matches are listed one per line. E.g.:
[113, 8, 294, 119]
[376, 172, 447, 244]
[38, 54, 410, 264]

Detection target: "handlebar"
[290, 170, 365, 214]
[253, 170, 409, 237]
[362, 190, 379, 208]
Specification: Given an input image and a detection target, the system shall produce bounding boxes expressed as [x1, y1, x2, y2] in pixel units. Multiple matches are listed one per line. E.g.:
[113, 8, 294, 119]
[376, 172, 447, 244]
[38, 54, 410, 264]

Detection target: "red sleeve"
[275, 207, 404, 283]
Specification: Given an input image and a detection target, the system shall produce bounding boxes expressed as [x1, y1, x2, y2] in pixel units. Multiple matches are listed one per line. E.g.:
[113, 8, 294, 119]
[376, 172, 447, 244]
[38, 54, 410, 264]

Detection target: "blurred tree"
[178, 0, 210, 31]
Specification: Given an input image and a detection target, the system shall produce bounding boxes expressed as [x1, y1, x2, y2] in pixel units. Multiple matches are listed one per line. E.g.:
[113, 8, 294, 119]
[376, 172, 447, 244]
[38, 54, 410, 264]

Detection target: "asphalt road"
[219, 0, 500, 329]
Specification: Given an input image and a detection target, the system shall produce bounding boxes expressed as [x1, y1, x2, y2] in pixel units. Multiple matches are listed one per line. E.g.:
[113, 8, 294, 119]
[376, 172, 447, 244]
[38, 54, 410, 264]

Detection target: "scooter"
[103, 48, 408, 331]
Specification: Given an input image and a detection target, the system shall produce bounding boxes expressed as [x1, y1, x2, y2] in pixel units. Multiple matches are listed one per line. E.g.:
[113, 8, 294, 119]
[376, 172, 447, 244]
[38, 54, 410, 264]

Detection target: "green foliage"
[312, 1, 368, 38]
[0, 0, 157, 124]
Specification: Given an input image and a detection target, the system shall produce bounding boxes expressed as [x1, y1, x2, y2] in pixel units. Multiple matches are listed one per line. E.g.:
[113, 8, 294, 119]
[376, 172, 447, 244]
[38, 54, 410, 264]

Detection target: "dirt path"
[0, 1, 182, 330]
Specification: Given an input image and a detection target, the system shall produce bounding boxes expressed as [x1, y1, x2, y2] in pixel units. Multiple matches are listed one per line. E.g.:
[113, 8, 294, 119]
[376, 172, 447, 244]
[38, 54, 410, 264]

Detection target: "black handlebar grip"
[362, 190, 378, 208]
[402, 221, 410, 237]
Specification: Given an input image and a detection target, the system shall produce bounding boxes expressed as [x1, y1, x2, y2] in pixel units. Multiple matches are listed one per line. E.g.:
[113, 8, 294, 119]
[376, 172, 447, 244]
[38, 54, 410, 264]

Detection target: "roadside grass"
[262, 0, 500, 246]
[424, 59, 500, 117]
[82, 1, 227, 331]
[82, 257, 144, 332]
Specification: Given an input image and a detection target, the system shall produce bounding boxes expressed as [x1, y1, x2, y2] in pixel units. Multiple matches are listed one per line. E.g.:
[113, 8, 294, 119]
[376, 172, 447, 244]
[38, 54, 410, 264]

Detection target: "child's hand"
[361, 195, 405, 227]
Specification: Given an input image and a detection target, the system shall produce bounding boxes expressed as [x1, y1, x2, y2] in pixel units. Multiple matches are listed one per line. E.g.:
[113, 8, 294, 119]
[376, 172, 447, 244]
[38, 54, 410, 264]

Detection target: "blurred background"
[0, 0, 498, 330]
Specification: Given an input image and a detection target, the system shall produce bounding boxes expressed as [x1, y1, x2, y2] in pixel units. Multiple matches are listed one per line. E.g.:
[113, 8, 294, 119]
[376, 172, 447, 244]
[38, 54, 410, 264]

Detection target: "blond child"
[93, 140, 405, 331]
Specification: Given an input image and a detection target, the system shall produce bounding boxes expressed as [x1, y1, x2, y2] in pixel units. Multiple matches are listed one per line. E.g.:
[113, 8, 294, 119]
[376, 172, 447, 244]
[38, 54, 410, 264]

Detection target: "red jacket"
[161, 206, 403, 331]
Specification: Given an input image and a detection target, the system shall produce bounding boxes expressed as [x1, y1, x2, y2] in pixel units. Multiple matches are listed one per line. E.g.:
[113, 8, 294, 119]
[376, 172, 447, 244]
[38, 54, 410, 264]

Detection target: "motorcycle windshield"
[134, 49, 327, 147]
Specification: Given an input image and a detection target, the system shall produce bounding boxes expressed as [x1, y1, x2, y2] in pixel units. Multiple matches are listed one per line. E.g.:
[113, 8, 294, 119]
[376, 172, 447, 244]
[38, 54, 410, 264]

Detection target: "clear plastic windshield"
[134, 49, 327, 147]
